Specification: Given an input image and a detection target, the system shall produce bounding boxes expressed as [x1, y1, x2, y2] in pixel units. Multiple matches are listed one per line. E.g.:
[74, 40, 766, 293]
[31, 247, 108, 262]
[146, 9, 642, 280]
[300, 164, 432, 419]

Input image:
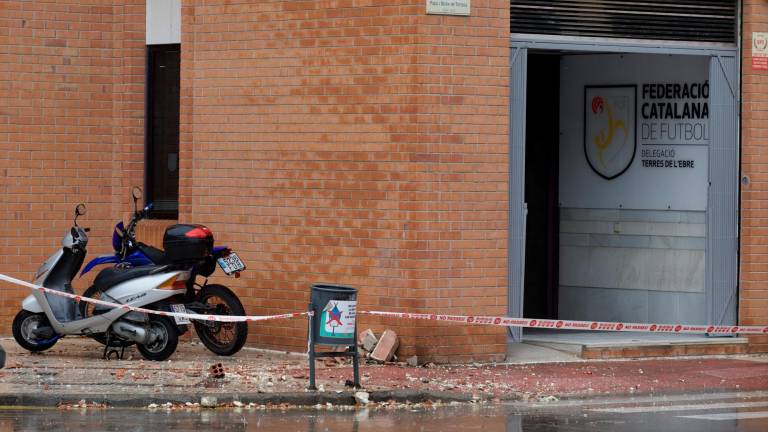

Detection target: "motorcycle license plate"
[217, 252, 246, 275]
[171, 304, 190, 325]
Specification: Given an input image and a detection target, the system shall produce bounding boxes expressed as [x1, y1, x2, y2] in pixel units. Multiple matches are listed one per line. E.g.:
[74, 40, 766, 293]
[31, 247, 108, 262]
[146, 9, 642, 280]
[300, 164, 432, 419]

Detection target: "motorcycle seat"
[137, 243, 170, 265]
[93, 265, 168, 292]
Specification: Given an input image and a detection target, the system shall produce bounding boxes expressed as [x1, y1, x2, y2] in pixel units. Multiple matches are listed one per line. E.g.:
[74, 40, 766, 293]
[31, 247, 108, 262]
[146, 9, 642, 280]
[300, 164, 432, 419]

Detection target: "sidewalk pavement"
[0, 337, 766, 408]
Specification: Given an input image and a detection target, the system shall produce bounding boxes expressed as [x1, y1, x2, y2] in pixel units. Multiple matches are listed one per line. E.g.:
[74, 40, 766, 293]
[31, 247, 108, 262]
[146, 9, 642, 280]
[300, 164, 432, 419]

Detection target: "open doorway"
[511, 48, 739, 353]
[523, 53, 560, 320]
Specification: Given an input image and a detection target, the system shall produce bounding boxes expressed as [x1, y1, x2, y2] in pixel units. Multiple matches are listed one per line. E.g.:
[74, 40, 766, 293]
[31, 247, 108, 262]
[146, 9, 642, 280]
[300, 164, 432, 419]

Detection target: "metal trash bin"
[307, 283, 359, 390]
[309, 284, 357, 346]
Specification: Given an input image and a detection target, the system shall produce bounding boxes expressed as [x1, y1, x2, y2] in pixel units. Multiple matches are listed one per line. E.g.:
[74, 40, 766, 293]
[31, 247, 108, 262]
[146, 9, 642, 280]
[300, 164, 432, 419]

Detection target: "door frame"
[508, 34, 740, 343]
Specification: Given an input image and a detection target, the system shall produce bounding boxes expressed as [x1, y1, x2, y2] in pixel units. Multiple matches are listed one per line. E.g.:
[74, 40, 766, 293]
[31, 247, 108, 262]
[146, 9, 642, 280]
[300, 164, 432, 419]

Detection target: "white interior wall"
[558, 54, 709, 325]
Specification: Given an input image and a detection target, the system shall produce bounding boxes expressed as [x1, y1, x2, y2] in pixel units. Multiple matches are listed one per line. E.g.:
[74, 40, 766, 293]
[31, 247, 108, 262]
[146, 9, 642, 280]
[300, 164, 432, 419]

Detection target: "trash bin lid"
[311, 284, 357, 294]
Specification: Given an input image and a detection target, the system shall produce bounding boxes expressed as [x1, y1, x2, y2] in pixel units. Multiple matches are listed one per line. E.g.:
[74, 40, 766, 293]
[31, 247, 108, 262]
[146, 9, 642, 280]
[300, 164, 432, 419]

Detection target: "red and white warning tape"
[2, 272, 765, 334]
[360, 311, 768, 335]
[0, 273, 310, 323]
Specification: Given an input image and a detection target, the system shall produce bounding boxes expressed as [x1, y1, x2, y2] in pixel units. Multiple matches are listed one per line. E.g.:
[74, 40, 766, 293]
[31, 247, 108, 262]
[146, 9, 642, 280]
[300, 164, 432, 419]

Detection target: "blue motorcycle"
[79, 187, 248, 356]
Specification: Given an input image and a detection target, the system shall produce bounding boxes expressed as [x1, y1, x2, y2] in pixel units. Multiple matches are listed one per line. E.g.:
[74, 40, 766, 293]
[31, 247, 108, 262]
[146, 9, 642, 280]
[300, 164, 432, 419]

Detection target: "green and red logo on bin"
[320, 300, 356, 338]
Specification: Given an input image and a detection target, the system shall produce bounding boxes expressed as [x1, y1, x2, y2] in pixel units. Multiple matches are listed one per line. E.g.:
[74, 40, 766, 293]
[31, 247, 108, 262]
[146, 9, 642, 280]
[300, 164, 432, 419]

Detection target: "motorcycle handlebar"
[135, 202, 153, 220]
[121, 202, 153, 257]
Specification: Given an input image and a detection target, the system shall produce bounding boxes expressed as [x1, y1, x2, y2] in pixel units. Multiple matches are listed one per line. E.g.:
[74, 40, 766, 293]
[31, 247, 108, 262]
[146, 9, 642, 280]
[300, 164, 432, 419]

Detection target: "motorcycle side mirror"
[131, 186, 142, 214]
[74, 203, 86, 227]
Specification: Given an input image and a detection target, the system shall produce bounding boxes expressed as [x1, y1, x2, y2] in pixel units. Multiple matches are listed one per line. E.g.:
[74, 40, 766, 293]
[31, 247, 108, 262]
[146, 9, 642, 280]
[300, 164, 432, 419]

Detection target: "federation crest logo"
[584, 85, 637, 180]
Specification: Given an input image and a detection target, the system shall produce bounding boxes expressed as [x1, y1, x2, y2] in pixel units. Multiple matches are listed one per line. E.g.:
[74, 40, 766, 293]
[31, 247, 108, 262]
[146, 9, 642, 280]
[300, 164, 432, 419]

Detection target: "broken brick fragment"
[371, 329, 399, 363]
[208, 363, 225, 379]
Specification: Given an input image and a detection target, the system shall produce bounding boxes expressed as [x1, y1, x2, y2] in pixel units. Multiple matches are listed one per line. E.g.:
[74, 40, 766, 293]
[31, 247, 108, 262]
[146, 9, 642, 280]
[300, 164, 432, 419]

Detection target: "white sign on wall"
[426, 0, 470, 16]
[753, 32, 768, 70]
[560, 54, 709, 211]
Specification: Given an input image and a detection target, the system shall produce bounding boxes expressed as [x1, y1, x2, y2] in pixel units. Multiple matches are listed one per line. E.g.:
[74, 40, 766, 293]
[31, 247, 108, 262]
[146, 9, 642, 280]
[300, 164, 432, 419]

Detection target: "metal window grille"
[511, 1, 737, 44]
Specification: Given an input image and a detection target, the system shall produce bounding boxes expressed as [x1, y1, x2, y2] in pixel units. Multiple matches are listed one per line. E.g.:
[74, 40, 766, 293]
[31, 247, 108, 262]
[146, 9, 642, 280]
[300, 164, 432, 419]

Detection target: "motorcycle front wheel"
[12, 310, 58, 352]
[192, 284, 248, 356]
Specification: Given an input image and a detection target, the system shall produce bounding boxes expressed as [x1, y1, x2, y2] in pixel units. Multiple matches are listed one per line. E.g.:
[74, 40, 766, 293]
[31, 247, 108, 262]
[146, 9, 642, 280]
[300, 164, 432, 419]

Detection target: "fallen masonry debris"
[358, 329, 378, 352]
[357, 329, 406, 365]
[370, 330, 399, 363]
[354, 391, 370, 405]
[1, 339, 767, 408]
[57, 400, 108, 410]
[200, 396, 218, 408]
[208, 363, 225, 379]
[144, 399, 464, 411]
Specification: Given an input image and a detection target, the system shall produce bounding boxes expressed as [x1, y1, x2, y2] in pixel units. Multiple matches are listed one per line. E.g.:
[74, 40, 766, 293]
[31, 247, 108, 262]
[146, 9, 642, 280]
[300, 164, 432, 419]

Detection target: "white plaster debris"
[354, 391, 370, 405]
[200, 396, 218, 408]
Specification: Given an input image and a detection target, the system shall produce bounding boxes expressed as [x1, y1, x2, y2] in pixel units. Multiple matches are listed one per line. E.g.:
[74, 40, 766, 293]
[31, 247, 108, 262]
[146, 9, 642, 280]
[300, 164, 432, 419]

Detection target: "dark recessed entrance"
[523, 53, 560, 320]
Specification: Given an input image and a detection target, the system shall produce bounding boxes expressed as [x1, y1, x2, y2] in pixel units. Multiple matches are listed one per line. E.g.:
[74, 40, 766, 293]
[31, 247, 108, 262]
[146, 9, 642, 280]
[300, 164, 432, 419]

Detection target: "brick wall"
[0, 1, 145, 328]
[5, 0, 761, 361]
[180, 0, 510, 361]
[741, 0, 768, 353]
[1, 0, 509, 361]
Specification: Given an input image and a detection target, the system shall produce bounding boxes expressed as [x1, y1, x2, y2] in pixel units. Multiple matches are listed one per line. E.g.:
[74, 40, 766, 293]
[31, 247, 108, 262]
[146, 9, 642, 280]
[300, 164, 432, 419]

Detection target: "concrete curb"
[0, 390, 505, 408]
[548, 386, 768, 402]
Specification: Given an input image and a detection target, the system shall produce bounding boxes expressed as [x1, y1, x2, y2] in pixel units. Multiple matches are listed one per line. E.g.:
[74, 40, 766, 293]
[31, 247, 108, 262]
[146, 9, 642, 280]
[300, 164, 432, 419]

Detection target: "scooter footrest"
[31, 326, 55, 339]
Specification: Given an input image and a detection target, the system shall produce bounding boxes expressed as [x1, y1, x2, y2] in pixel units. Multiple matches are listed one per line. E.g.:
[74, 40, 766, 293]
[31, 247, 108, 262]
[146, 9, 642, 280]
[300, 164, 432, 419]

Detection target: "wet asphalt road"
[1, 393, 768, 431]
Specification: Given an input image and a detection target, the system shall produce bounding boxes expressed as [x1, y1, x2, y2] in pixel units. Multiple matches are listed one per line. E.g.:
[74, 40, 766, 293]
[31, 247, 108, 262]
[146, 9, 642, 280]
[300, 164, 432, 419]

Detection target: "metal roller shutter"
[511, 1, 736, 44]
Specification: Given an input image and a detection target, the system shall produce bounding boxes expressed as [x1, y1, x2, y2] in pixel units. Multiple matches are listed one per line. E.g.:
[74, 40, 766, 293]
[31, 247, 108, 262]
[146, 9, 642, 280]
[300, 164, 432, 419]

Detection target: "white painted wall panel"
[560, 246, 705, 293]
[558, 207, 706, 322]
[147, 0, 181, 45]
[559, 286, 707, 324]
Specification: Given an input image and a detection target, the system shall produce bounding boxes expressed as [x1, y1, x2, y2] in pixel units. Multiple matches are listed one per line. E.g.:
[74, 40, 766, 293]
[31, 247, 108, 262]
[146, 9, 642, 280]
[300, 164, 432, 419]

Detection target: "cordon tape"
[359, 311, 768, 335]
[1, 272, 766, 334]
[0, 273, 309, 323]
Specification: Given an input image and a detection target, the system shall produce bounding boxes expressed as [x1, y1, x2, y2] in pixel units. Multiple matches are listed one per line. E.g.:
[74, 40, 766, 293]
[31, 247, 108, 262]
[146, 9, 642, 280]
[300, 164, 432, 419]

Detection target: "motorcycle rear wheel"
[12, 310, 58, 352]
[137, 316, 178, 361]
[193, 284, 248, 356]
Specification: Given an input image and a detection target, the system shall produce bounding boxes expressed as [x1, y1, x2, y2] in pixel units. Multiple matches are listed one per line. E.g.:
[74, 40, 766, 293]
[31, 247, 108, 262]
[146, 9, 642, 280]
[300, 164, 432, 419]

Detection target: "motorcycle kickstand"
[102, 333, 125, 361]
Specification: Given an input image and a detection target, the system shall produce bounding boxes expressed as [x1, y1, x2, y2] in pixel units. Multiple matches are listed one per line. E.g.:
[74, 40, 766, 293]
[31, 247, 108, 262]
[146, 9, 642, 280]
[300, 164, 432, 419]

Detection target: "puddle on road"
[0, 402, 765, 432]
[0, 405, 515, 432]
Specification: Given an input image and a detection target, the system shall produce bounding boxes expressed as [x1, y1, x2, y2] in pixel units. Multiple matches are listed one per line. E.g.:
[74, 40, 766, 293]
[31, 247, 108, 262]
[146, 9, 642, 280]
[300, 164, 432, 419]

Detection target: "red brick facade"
[0, 0, 509, 362]
[2, 1, 765, 361]
[0, 0, 145, 323]
[740, 0, 768, 353]
[179, 0, 510, 360]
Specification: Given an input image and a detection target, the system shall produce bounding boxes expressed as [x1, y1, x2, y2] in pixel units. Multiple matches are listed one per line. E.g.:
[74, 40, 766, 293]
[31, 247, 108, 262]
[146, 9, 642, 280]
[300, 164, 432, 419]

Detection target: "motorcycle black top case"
[163, 224, 214, 264]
